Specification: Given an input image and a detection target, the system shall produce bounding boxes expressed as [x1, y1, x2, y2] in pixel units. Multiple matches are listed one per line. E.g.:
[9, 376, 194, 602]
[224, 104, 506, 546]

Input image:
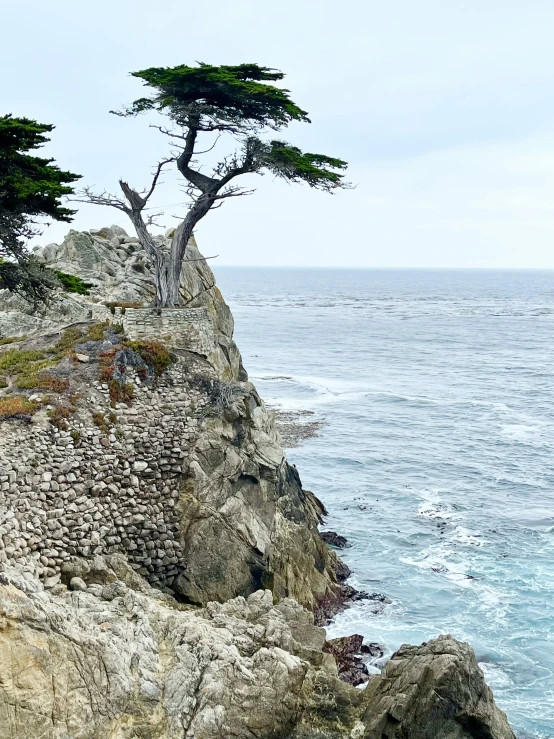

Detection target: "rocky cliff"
[0, 227, 516, 738]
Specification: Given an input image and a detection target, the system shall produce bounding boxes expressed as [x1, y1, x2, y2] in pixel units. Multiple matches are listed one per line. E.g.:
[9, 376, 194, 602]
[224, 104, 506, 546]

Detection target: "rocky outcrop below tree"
[0, 561, 515, 739]
[0, 225, 242, 379]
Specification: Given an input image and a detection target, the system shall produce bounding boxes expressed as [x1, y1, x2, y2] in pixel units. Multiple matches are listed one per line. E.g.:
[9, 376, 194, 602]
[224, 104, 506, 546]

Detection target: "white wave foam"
[479, 661, 514, 689]
[452, 526, 487, 546]
[500, 423, 545, 444]
[415, 488, 456, 521]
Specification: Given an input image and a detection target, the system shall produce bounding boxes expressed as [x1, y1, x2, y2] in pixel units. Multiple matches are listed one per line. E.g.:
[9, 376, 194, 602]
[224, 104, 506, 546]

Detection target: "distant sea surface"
[213, 266, 554, 739]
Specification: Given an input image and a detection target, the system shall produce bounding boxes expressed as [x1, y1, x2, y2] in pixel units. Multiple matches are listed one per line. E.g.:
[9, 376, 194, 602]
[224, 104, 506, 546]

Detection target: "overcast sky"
[4, 0, 554, 267]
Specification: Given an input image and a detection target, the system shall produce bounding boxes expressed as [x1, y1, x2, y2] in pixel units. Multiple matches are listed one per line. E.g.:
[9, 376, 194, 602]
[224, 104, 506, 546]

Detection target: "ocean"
[213, 266, 554, 739]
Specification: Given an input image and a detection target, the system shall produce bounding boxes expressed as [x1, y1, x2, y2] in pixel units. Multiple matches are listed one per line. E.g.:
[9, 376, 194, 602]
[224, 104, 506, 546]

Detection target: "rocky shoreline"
[0, 226, 516, 738]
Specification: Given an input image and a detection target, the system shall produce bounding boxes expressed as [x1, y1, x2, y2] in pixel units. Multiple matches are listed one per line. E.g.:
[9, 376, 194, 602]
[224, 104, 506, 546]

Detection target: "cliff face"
[0, 228, 516, 738]
[0, 226, 346, 615]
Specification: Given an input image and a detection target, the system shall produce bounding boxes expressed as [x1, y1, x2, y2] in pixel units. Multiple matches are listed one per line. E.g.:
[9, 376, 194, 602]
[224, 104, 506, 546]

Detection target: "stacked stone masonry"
[0, 358, 208, 590]
[91, 305, 216, 354]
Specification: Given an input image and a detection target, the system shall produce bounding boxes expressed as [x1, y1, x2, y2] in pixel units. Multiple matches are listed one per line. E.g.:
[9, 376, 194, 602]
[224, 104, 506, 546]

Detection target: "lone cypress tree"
[81, 63, 349, 307]
[0, 115, 81, 307]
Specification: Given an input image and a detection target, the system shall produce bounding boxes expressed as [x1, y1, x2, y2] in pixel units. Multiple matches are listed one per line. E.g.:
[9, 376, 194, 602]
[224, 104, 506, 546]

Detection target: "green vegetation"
[53, 322, 106, 354]
[0, 115, 81, 307]
[92, 411, 110, 433]
[108, 379, 134, 406]
[54, 270, 93, 295]
[0, 323, 108, 401]
[0, 348, 46, 372]
[0, 336, 23, 346]
[82, 62, 349, 307]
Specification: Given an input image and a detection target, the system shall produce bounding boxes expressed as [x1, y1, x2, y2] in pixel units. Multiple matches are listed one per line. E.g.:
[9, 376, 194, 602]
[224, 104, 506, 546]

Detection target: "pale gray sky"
[4, 0, 554, 267]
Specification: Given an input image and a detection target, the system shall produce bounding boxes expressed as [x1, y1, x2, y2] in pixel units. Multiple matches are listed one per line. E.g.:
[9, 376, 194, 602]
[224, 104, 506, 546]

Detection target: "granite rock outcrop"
[0, 227, 516, 738]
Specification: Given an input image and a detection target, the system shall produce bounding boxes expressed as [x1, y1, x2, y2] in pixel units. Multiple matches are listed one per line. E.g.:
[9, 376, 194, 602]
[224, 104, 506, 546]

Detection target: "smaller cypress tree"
[0, 115, 81, 308]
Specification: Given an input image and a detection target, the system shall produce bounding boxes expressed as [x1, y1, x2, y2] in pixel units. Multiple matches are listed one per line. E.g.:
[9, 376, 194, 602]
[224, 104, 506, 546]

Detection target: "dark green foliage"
[0, 115, 80, 221]
[124, 339, 173, 377]
[54, 270, 93, 295]
[262, 140, 348, 191]
[120, 63, 310, 131]
[116, 62, 349, 191]
[0, 115, 81, 308]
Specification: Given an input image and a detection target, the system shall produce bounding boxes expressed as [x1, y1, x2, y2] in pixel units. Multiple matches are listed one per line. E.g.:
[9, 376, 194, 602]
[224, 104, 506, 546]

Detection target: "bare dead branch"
[194, 134, 221, 155]
[142, 157, 176, 204]
[149, 125, 188, 141]
[185, 254, 219, 262]
[71, 187, 128, 212]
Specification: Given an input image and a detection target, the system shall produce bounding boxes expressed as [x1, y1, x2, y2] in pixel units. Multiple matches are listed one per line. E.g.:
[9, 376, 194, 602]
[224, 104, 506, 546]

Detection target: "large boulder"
[361, 635, 515, 739]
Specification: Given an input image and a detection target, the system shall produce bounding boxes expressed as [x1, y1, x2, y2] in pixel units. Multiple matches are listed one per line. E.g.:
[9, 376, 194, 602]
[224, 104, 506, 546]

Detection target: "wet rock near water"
[362, 634, 516, 738]
[321, 530, 350, 548]
[273, 408, 326, 448]
[324, 633, 371, 686]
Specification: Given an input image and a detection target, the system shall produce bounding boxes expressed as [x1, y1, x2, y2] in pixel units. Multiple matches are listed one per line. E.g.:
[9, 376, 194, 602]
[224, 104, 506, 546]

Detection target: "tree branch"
[142, 157, 175, 203]
[71, 187, 128, 213]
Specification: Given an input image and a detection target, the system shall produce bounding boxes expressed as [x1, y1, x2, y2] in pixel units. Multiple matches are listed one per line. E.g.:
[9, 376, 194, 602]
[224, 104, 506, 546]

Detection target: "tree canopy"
[0, 115, 80, 308]
[119, 63, 311, 131]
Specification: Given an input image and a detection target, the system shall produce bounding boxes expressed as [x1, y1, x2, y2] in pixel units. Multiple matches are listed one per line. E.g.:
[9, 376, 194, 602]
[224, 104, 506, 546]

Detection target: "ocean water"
[213, 267, 554, 739]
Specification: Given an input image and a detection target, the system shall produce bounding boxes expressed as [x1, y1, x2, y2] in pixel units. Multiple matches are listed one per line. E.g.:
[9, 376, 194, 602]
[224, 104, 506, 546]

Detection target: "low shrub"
[54, 327, 85, 354]
[0, 336, 23, 346]
[48, 405, 73, 430]
[0, 395, 39, 420]
[124, 340, 172, 377]
[108, 379, 134, 406]
[0, 349, 45, 373]
[92, 411, 109, 433]
[54, 271, 94, 295]
[54, 323, 107, 354]
[15, 372, 69, 392]
[87, 323, 106, 341]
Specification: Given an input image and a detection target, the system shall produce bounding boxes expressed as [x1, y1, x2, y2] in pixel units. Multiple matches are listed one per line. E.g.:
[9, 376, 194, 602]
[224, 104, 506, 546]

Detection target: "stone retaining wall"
[91, 306, 215, 354]
[0, 358, 208, 591]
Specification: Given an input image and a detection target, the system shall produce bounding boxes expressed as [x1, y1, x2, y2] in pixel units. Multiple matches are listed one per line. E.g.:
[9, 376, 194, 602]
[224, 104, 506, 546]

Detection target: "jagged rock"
[0, 568, 515, 739]
[175, 385, 347, 617]
[0, 569, 364, 739]
[323, 634, 370, 686]
[361, 635, 516, 738]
